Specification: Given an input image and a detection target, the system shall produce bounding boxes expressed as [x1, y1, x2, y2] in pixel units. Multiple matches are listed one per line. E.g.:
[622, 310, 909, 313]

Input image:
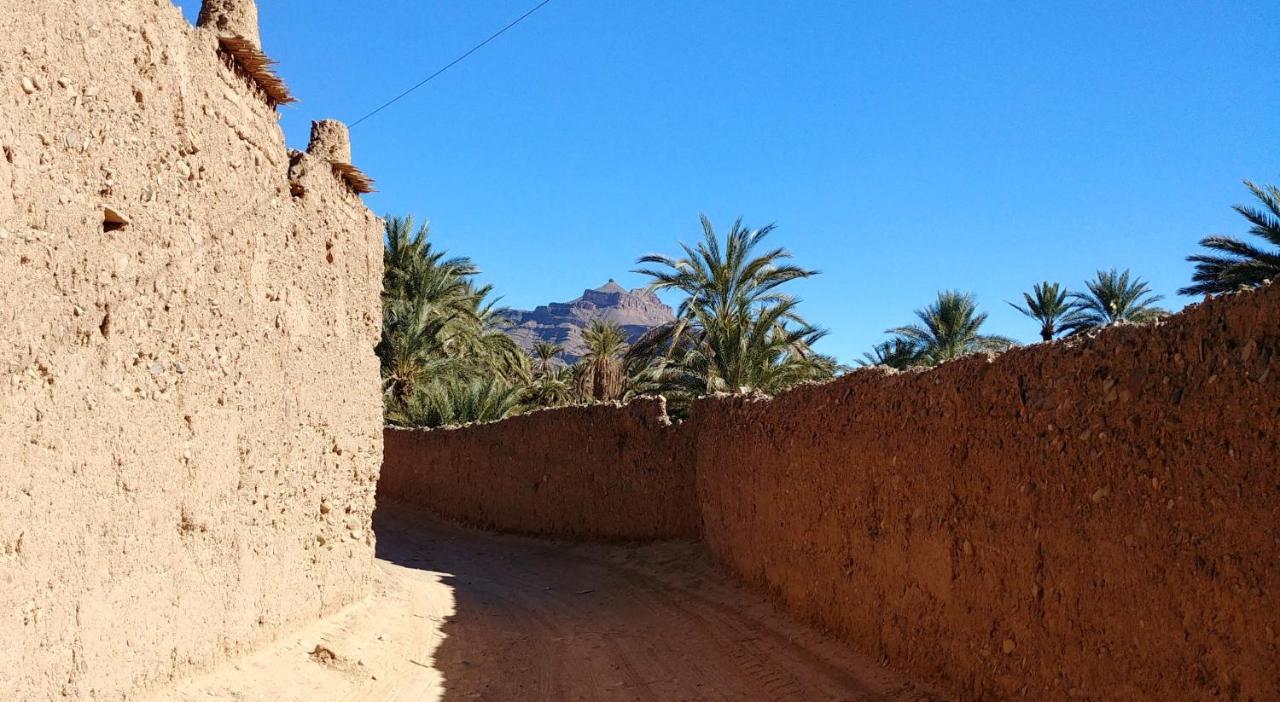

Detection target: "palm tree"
[889, 291, 1015, 366]
[1181, 180, 1280, 295]
[531, 341, 563, 377]
[524, 369, 576, 409]
[1009, 281, 1083, 342]
[859, 337, 922, 370]
[446, 284, 530, 384]
[1064, 269, 1167, 335]
[377, 289, 461, 405]
[521, 342, 575, 409]
[378, 215, 530, 426]
[386, 376, 523, 428]
[629, 215, 835, 397]
[577, 320, 628, 401]
[637, 298, 833, 393]
[383, 216, 477, 303]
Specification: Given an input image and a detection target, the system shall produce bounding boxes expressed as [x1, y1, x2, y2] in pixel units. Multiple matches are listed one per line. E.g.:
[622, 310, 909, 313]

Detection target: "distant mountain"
[501, 280, 676, 364]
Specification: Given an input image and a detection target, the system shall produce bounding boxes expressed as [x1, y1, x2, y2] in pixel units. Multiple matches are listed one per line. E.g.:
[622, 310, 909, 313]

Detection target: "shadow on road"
[373, 503, 945, 701]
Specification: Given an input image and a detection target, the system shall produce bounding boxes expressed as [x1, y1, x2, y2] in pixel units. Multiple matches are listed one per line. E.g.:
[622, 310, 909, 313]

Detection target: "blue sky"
[182, 1, 1278, 363]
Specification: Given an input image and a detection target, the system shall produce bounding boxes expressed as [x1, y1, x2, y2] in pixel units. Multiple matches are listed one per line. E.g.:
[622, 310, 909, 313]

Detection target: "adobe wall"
[380, 398, 699, 539]
[695, 282, 1279, 700]
[380, 283, 1280, 700]
[0, 1, 383, 699]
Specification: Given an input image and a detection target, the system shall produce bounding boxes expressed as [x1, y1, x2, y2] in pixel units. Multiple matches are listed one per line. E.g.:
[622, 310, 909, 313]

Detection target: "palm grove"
[380, 180, 1279, 427]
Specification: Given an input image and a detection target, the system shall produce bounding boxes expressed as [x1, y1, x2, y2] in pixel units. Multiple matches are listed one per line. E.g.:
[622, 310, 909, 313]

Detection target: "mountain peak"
[502, 280, 676, 364]
[593, 279, 627, 294]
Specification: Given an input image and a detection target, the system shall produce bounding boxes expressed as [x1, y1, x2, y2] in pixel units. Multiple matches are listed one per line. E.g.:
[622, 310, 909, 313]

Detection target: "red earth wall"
[694, 283, 1279, 700]
[379, 284, 1280, 700]
[380, 398, 698, 540]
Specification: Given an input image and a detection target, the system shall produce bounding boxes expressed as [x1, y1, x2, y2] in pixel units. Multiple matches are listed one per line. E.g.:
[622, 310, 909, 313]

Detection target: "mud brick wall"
[0, 1, 383, 698]
[381, 398, 699, 540]
[383, 283, 1279, 700]
[695, 283, 1279, 700]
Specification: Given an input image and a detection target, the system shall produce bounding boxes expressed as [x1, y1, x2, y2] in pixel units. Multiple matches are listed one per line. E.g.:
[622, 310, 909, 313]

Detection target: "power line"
[350, 0, 554, 128]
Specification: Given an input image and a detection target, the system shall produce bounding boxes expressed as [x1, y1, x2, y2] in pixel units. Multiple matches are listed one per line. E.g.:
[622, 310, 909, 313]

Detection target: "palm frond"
[1007, 281, 1082, 341]
[887, 290, 1015, 365]
[1066, 269, 1166, 334]
[1181, 179, 1280, 295]
[629, 216, 834, 398]
[379, 214, 532, 426]
[859, 337, 924, 370]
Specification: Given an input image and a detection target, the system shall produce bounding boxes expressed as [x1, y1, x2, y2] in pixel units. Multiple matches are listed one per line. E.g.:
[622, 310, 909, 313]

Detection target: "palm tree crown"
[522, 341, 572, 408]
[378, 216, 529, 427]
[1064, 269, 1166, 334]
[577, 320, 628, 401]
[1009, 281, 1083, 342]
[386, 376, 523, 428]
[888, 290, 1015, 365]
[581, 319, 628, 359]
[635, 215, 815, 320]
[1181, 180, 1280, 295]
[531, 341, 563, 377]
[629, 215, 835, 398]
[858, 337, 923, 370]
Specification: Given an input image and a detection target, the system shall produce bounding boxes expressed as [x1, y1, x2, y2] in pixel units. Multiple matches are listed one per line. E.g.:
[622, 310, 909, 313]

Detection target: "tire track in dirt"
[152, 507, 943, 701]
[391, 518, 809, 698]
[375, 505, 945, 701]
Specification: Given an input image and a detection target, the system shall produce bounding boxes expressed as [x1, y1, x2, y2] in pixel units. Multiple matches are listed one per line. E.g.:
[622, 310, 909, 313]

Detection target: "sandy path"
[152, 506, 942, 701]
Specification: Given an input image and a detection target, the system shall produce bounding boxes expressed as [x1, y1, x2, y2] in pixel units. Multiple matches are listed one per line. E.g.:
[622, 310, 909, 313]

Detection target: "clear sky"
[181, 1, 1278, 363]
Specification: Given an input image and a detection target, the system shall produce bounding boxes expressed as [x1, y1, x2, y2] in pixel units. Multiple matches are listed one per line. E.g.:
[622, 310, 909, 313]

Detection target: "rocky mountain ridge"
[502, 280, 676, 364]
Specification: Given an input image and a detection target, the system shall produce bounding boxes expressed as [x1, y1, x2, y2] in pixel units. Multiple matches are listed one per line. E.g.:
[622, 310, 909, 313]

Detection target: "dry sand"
[153, 505, 941, 701]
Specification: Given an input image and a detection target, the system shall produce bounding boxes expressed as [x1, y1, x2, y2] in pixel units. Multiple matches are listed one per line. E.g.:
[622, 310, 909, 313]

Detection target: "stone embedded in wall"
[101, 205, 129, 232]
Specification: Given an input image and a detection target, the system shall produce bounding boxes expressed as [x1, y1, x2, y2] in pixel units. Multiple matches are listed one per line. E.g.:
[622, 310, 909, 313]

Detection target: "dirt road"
[156, 506, 941, 701]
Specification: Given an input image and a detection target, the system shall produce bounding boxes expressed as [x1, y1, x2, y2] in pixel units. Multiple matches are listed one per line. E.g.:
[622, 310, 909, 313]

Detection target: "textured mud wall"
[380, 398, 698, 539]
[695, 283, 1279, 700]
[0, 2, 383, 699]
[382, 285, 1279, 700]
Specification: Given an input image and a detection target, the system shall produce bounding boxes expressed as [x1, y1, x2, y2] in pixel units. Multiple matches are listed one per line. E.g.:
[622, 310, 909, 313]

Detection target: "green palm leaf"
[886, 291, 1015, 366]
[1064, 269, 1167, 335]
[1008, 281, 1085, 342]
[379, 215, 529, 427]
[1181, 180, 1280, 295]
[629, 216, 835, 403]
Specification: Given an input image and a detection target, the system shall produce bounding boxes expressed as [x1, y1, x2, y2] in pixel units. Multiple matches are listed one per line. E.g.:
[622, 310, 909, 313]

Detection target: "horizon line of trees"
[378, 178, 1278, 427]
